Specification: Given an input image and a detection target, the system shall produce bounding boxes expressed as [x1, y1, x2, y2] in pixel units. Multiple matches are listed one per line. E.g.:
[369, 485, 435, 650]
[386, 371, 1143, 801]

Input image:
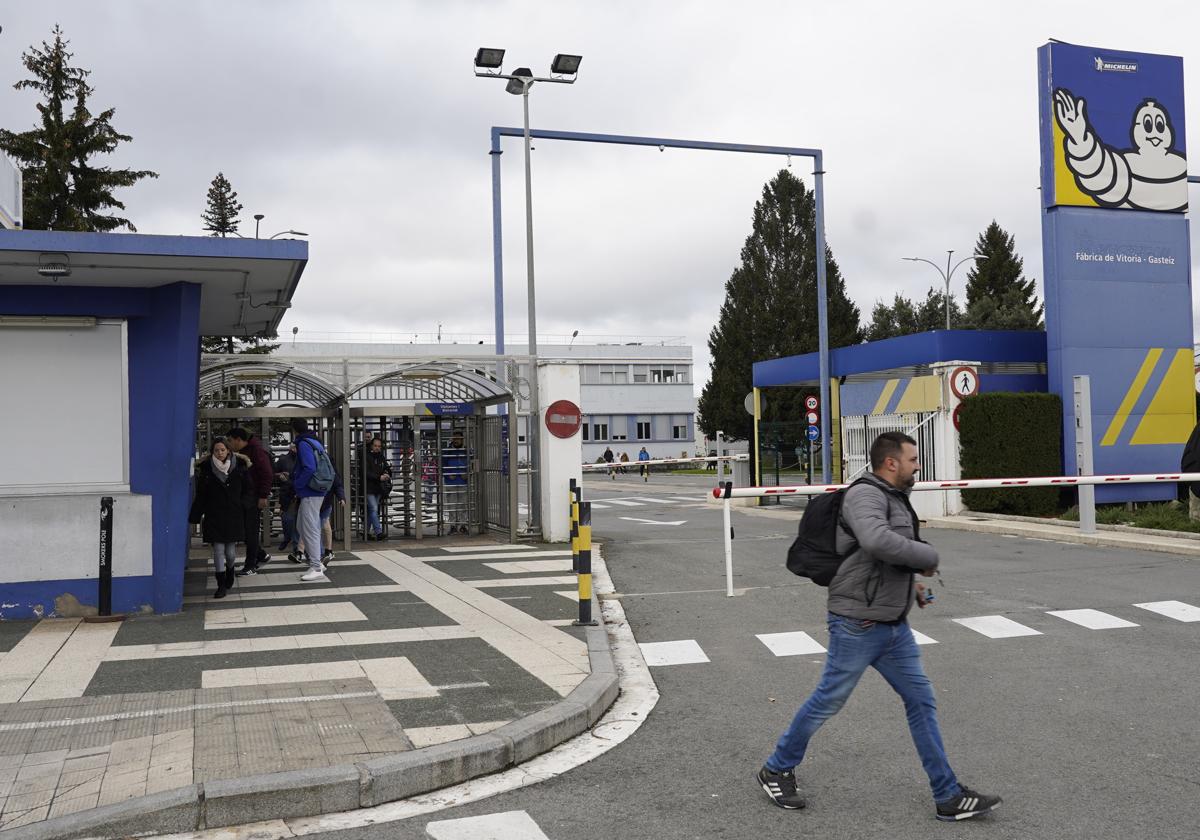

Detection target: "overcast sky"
[3, 1, 1199, 397]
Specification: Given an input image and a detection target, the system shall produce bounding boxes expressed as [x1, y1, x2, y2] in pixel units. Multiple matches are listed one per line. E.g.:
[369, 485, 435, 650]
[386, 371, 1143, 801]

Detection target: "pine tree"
[0, 26, 157, 231]
[864, 287, 964, 341]
[961, 221, 1043, 330]
[201, 172, 242, 236]
[698, 169, 862, 441]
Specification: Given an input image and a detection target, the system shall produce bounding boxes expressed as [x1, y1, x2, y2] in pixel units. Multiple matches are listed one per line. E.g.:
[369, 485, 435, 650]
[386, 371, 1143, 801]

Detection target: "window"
[632, 365, 648, 383]
[636, 421, 651, 440]
[598, 364, 628, 384]
[582, 423, 590, 441]
[651, 367, 677, 383]
[677, 365, 689, 384]
[593, 423, 609, 441]
[580, 365, 600, 385]
[612, 434, 627, 441]
[672, 425, 688, 440]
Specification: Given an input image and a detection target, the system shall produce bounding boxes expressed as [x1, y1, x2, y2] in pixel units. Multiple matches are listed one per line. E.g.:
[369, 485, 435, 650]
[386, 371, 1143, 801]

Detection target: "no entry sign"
[545, 400, 583, 439]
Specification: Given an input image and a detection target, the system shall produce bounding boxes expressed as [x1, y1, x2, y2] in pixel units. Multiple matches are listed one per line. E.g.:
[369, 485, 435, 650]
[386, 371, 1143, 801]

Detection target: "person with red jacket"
[226, 427, 274, 575]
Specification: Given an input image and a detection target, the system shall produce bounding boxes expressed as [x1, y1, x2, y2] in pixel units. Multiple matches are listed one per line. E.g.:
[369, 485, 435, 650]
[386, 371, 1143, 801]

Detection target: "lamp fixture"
[505, 67, 533, 95]
[36, 254, 71, 278]
[474, 47, 506, 70]
[550, 53, 582, 75]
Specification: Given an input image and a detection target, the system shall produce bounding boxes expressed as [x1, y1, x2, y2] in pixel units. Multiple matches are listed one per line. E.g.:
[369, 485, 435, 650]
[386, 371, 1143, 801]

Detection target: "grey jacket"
[827, 472, 939, 621]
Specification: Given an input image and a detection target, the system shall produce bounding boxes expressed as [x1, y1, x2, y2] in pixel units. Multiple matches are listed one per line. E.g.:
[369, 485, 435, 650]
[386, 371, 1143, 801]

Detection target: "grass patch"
[1059, 502, 1200, 533]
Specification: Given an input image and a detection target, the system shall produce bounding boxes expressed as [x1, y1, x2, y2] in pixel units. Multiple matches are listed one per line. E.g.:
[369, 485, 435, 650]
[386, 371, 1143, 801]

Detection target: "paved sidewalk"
[0, 539, 594, 832]
[926, 513, 1200, 557]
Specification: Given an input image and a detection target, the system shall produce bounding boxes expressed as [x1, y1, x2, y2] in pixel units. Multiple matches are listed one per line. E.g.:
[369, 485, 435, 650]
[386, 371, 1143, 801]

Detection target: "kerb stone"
[360, 733, 511, 807]
[202, 765, 360, 828]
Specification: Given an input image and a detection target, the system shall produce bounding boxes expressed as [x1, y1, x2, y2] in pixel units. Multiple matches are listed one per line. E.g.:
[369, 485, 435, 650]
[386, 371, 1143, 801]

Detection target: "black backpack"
[786, 477, 870, 585]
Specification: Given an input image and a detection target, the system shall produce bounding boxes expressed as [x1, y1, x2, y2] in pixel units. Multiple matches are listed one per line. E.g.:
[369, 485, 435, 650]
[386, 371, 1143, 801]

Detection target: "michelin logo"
[1094, 56, 1138, 73]
[1053, 87, 1187, 211]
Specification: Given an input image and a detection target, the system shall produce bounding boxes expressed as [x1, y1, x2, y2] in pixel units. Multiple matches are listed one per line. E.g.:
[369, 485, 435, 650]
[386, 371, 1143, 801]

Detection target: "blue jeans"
[366, 493, 383, 536]
[766, 613, 961, 803]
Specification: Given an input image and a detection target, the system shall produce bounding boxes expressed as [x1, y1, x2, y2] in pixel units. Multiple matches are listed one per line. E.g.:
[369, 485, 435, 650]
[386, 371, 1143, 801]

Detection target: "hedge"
[959, 392, 1063, 516]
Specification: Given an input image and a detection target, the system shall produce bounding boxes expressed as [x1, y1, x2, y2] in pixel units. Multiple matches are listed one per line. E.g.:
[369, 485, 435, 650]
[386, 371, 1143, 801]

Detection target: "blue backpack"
[301, 438, 336, 493]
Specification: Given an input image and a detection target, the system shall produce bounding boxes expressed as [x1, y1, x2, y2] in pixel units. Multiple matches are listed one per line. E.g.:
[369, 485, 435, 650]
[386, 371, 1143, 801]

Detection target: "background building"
[281, 335, 698, 464]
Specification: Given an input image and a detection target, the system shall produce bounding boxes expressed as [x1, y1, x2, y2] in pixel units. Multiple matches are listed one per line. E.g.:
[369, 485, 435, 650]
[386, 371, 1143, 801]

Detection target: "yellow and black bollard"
[569, 478, 581, 572]
[573, 501, 596, 626]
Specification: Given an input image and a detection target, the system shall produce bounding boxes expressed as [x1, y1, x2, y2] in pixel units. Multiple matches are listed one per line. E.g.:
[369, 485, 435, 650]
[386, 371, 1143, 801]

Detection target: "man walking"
[638, 446, 651, 482]
[290, 418, 329, 582]
[226, 427, 273, 575]
[757, 432, 1000, 822]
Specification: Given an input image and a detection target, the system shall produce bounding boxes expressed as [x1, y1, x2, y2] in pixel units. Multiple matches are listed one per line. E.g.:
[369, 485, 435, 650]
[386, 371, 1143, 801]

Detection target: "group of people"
[601, 446, 652, 481]
[189, 419, 340, 598]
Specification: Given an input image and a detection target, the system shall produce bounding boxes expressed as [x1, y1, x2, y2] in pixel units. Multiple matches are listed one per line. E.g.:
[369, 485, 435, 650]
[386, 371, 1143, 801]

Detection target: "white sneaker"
[300, 567, 326, 582]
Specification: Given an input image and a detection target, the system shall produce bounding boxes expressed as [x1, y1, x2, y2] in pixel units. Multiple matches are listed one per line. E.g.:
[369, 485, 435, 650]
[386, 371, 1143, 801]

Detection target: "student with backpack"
[759, 432, 1001, 823]
[290, 418, 335, 582]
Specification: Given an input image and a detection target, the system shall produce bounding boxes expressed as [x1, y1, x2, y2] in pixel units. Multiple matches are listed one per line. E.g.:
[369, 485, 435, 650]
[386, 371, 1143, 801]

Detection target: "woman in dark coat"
[189, 440, 255, 598]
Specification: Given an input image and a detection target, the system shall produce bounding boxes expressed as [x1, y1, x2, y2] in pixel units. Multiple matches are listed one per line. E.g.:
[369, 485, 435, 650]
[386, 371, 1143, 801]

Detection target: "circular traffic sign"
[950, 366, 980, 399]
[804, 395, 819, 411]
[805, 410, 819, 425]
[952, 403, 963, 431]
[544, 400, 582, 439]
[806, 425, 821, 442]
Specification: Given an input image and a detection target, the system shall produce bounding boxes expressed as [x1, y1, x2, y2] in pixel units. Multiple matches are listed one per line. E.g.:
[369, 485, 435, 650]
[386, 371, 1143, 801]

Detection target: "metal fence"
[842, 412, 938, 481]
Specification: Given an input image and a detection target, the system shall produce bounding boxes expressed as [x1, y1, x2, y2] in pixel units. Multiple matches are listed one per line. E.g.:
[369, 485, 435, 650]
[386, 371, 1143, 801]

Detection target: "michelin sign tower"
[1038, 42, 1194, 501]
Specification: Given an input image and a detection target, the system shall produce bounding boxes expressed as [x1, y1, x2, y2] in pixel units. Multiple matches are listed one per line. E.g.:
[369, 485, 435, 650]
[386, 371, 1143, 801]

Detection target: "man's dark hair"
[289, 418, 309, 435]
[370, 436, 382, 445]
[225, 427, 251, 442]
[870, 431, 917, 471]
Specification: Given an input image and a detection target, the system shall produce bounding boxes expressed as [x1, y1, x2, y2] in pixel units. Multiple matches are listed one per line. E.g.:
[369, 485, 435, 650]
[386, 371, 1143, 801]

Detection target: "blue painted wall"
[1, 283, 201, 615]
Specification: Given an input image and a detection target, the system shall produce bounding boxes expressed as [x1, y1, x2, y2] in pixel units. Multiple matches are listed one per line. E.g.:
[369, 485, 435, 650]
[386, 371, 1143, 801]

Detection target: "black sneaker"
[321, 550, 334, 565]
[257, 553, 271, 568]
[756, 766, 806, 810]
[936, 787, 1001, 821]
[287, 552, 303, 564]
[236, 567, 257, 577]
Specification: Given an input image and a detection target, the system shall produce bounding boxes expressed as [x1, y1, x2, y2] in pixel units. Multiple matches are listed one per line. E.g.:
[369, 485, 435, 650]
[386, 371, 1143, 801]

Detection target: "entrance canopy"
[0, 229, 307, 337]
[753, 330, 1047, 387]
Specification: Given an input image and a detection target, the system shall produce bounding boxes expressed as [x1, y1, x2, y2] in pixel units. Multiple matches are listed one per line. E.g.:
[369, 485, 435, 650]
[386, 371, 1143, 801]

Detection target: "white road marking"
[952, 615, 1043, 639]
[910, 629, 939, 645]
[1133, 600, 1200, 622]
[183, 583, 408, 605]
[484, 559, 573, 574]
[204, 601, 368, 630]
[639, 639, 710, 666]
[470, 576, 579, 589]
[618, 517, 687, 526]
[424, 551, 572, 562]
[362, 551, 588, 696]
[0, 619, 80, 703]
[426, 810, 551, 840]
[1047, 609, 1139, 630]
[202, 655, 438, 699]
[588, 502, 610, 509]
[21, 621, 121, 702]
[600, 499, 644, 507]
[441, 545, 533, 553]
[756, 631, 826, 657]
[104, 625, 474, 661]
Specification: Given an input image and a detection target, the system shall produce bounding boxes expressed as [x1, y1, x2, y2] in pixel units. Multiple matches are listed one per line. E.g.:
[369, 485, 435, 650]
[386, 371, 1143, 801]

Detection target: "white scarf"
[212, 455, 233, 478]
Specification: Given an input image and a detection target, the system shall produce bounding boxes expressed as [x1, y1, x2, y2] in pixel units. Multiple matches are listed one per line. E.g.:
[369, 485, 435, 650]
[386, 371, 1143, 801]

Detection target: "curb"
[926, 515, 1200, 557]
[943, 510, 1200, 542]
[3, 610, 619, 839]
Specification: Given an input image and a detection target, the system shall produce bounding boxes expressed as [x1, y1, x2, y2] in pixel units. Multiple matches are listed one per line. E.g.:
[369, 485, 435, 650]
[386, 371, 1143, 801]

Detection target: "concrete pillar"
[925, 360, 980, 518]
[537, 362, 583, 542]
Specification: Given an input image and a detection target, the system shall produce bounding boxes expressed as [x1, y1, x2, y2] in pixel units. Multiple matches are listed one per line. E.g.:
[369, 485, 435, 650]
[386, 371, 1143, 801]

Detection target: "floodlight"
[475, 47, 506, 70]
[506, 67, 533, 95]
[551, 54, 582, 75]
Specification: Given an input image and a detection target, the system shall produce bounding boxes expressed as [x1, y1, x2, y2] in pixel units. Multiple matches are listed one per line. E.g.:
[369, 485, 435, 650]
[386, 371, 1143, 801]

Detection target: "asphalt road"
[302, 475, 1200, 840]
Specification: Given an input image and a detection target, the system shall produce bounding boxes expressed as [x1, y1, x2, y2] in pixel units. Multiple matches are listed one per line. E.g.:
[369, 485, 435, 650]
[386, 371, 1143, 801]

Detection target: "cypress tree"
[0, 26, 157, 231]
[201, 172, 243, 236]
[698, 169, 862, 440]
[961, 221, 1043, 330]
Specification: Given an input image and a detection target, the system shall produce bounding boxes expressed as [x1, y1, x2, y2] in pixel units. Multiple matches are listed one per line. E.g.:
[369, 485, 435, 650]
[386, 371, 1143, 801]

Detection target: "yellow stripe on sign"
[1100, 348, 1162, 447]
[578, 573, 592, 601]
[871, 379, 899, 415]
[1131, 349, 1196, 445]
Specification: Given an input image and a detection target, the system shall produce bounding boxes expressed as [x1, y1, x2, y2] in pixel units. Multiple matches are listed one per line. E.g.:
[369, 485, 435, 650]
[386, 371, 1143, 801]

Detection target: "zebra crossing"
[638, 600, 1200, 665]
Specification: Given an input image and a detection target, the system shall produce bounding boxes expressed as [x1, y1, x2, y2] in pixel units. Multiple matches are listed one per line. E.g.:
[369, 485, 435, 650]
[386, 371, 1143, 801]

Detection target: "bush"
[959, 392, 1062, 516]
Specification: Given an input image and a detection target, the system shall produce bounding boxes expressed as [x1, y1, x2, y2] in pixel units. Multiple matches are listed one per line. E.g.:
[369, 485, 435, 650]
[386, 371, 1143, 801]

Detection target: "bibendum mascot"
[1053, 88, 1187, 211]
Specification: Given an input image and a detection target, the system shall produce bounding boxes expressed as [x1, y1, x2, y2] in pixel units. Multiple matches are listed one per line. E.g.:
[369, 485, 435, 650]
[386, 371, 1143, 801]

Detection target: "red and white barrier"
[711, 471, 1200, 598]
[712, 472, 1200, 499]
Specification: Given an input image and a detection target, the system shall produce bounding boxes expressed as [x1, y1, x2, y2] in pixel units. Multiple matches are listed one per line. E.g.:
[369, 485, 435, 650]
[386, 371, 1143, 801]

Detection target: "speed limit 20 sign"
[804, 395, 819, 411]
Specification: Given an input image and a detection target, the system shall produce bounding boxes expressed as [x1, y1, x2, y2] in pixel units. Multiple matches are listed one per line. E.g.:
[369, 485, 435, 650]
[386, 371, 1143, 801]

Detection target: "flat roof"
[0, 229, 307, 336]
[753, 330, 1048, 387]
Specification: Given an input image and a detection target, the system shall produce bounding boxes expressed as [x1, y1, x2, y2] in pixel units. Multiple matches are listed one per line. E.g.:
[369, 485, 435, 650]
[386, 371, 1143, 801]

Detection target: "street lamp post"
[902, 250, 987, 329]
[475, 48, 582, 535]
